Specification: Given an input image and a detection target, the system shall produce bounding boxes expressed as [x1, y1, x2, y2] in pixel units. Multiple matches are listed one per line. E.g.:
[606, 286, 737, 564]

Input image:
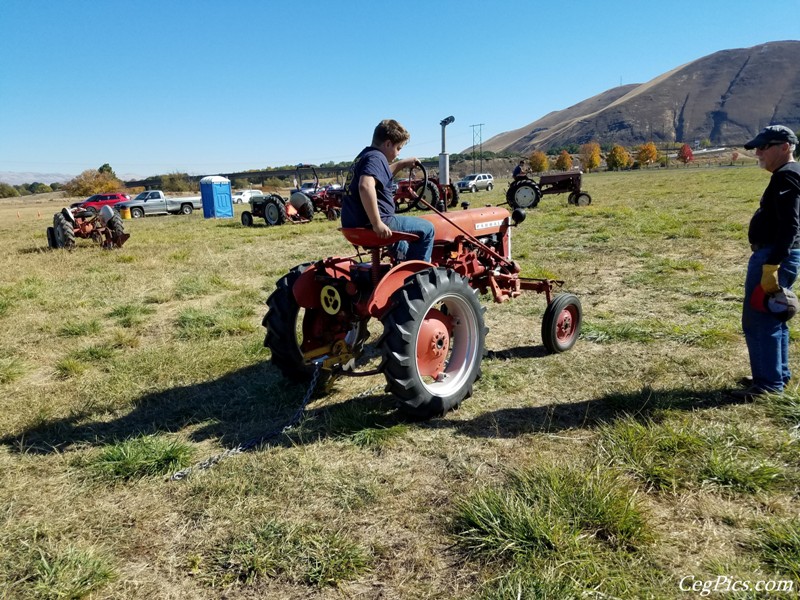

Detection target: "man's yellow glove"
[761, 264, 781, 294]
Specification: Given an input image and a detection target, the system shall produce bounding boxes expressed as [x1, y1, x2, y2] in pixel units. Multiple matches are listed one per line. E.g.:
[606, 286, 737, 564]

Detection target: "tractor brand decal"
[474, 220, 504, 231]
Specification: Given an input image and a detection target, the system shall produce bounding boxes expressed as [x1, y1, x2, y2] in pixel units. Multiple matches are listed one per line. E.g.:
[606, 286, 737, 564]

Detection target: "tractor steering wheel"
[407, 161, 428, 208]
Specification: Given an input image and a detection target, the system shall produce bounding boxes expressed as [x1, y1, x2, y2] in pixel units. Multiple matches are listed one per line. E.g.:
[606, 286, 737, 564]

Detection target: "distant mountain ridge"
[475, 41, 800, 154]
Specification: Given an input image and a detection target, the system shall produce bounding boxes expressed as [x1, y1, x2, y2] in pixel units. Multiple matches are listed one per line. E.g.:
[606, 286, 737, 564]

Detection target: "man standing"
[735, 125, 800, 400]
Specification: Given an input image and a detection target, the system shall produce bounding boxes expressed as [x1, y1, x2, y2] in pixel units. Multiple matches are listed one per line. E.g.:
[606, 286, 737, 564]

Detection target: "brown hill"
[477, 41, 800, 153]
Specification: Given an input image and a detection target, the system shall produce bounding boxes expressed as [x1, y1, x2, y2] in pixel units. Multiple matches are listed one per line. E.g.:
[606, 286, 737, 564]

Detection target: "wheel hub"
[556, 309, 575, 340]
[417, 308, 452, 378]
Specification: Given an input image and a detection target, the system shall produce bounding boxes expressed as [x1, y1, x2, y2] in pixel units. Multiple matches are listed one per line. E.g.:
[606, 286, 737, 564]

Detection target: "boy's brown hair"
[372, 119, 410, 146]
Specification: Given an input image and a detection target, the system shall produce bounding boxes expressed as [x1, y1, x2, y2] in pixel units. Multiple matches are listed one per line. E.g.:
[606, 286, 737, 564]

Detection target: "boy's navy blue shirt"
[341, 146, 397, 228]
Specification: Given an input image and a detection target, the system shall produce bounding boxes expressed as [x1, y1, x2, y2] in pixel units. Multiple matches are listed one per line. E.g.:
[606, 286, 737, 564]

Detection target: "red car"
[70, 192, 130, 213]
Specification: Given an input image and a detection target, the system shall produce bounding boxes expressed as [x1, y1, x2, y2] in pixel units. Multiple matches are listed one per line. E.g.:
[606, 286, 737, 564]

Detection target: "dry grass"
[1, 166, 799, 598]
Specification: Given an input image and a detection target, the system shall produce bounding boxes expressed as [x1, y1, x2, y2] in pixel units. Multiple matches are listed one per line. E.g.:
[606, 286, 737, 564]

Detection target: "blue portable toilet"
[200, 175, 233, 219]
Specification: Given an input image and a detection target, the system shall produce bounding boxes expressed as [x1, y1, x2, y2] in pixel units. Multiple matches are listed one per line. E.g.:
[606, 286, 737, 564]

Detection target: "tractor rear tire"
[241, 211, 254, 227]
[380, 267, 486, 419]
[46, 226, 57, 249]
[447, 183, 460, 208]
[413, 181, 440, 211]
[506, 179, 541, 209]
[541, 293, 582, 353]
[52, 212, 75, 249]
[264, 197, 287, 226]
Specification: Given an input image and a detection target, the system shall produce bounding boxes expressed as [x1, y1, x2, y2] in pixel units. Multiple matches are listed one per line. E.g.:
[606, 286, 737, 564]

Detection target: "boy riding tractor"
[262, 164, 582, 419]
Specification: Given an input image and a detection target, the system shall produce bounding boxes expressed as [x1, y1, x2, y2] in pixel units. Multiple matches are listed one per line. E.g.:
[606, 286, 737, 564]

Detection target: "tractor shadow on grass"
[445, 385, 752, 440]
[0, 359, 751, 456]
[0, 363, 400, 455]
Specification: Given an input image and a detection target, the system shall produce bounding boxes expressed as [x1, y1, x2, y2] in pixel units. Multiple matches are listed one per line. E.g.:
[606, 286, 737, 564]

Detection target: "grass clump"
[175, 307, 256, 339]
[600, 415, 787, 494]
[57, 320, 101, 338]
[86, 434, 195, 481]
[1, 535, 117, 599]
[750, 518, 800, 579]
[0, 356, 25, 384]
[453, 464, 656, 596]
[54, 358, 87, 379]
[208, 518, 371, 587]
[107, 303, 155, 328]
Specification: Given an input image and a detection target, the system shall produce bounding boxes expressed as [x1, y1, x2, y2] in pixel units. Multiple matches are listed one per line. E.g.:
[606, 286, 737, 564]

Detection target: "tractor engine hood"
[418, 205, 511, 243]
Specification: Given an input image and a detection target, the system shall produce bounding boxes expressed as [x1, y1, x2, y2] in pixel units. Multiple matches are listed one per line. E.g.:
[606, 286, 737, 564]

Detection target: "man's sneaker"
[738, 376, 754, 388]
[728, 385, 770, 402]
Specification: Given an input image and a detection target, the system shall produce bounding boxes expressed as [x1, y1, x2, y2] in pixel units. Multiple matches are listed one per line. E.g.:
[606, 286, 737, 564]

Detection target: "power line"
[470, 123, 484, 172]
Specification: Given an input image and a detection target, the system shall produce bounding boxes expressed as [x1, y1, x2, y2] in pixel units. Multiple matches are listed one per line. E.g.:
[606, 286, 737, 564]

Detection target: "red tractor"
[291, 164, 343, 221]
[47, 205, 129, 249]
[393, 171, 458, 213]
[262, 166, 582, 419]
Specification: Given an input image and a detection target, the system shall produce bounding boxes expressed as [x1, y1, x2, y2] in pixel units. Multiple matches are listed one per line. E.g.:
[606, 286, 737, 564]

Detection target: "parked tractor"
[506, 171, 592, 209]
[241, 193, 313, 227]
[393, 171, 458, 213]
[47, 205, 129, 250]
[291, 164, 343, 221]
[262, 165, 582, 419]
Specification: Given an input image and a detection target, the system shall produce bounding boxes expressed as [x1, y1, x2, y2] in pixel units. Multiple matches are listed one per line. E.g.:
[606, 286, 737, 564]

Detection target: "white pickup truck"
[117, 190, 202, 218]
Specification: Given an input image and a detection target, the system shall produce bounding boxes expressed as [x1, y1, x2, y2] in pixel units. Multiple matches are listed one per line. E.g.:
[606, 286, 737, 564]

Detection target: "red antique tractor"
[393, 171, 458, 213]
[262, 165, 582, 419]
[47, 205, 129, 249]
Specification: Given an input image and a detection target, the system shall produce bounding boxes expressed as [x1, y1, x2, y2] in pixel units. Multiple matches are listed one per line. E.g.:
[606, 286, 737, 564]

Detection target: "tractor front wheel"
[541, 293, 582, 353]
[506, 179, 541, 209]
[52, 212, 75, 249]
[413, 181, 440, 211]
[46, 226, 57, 249]
[380, 267, 486, 419]
[241, 211, 254, 227]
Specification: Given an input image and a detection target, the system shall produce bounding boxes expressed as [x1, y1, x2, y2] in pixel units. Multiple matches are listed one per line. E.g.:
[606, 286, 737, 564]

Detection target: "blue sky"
[1, 0, 797, 180]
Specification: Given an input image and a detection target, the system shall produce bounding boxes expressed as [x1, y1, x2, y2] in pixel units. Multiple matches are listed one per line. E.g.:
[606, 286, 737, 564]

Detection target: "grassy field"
[1, 165, 799, 599]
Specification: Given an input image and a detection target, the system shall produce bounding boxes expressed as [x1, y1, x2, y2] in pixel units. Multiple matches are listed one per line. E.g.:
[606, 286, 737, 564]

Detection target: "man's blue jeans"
[384, 215, 434, 262]
[742, 247, 800, 392]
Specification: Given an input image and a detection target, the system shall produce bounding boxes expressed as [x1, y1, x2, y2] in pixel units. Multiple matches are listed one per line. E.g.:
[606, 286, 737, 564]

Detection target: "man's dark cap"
[743, 125, 799, 150]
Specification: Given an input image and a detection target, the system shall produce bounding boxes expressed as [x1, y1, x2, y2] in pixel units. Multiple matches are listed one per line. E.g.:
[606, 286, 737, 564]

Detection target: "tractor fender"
[368, 260, 435, 318]
[293, 258, 353, 309]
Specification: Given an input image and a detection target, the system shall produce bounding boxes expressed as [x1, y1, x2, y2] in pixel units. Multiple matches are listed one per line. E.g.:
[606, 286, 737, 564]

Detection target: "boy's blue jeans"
[742, 247, 800, 392]
[384, 215, 434, 262]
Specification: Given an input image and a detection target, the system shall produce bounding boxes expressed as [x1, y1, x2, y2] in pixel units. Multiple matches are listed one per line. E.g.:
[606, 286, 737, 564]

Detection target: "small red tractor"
[393, 170, 459, 213]
[262, 165, 582, 419]
[47, 205, 129, 249]
[292, 164, 343, 221]
[506, 171, 592, 210]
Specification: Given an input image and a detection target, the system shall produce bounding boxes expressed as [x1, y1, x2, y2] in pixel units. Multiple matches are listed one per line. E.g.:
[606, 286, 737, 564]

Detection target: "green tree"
[700, 138, 712, 149]
[0, 183, 19, 198]
[636, 142, 659, 167]
[160, 172, 195, 192]
[606, 145, 632, 171]
[98, 163, 116, 176]
[579, 142, 601, 172]
[528, 150, 549, 173]
[554, 150, 573, 171]
[28, 182, 52, 194]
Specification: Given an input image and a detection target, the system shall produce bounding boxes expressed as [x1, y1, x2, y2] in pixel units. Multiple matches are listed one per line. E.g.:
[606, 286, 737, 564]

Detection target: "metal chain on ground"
[170, 363, 322, 481]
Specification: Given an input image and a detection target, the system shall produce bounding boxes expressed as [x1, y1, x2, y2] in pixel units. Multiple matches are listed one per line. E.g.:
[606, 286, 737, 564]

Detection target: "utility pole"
[470, 123, 484, 172]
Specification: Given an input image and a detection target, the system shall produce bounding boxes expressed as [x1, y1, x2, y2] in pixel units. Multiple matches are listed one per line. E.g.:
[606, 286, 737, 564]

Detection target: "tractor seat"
[340, 228, 419, 249]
